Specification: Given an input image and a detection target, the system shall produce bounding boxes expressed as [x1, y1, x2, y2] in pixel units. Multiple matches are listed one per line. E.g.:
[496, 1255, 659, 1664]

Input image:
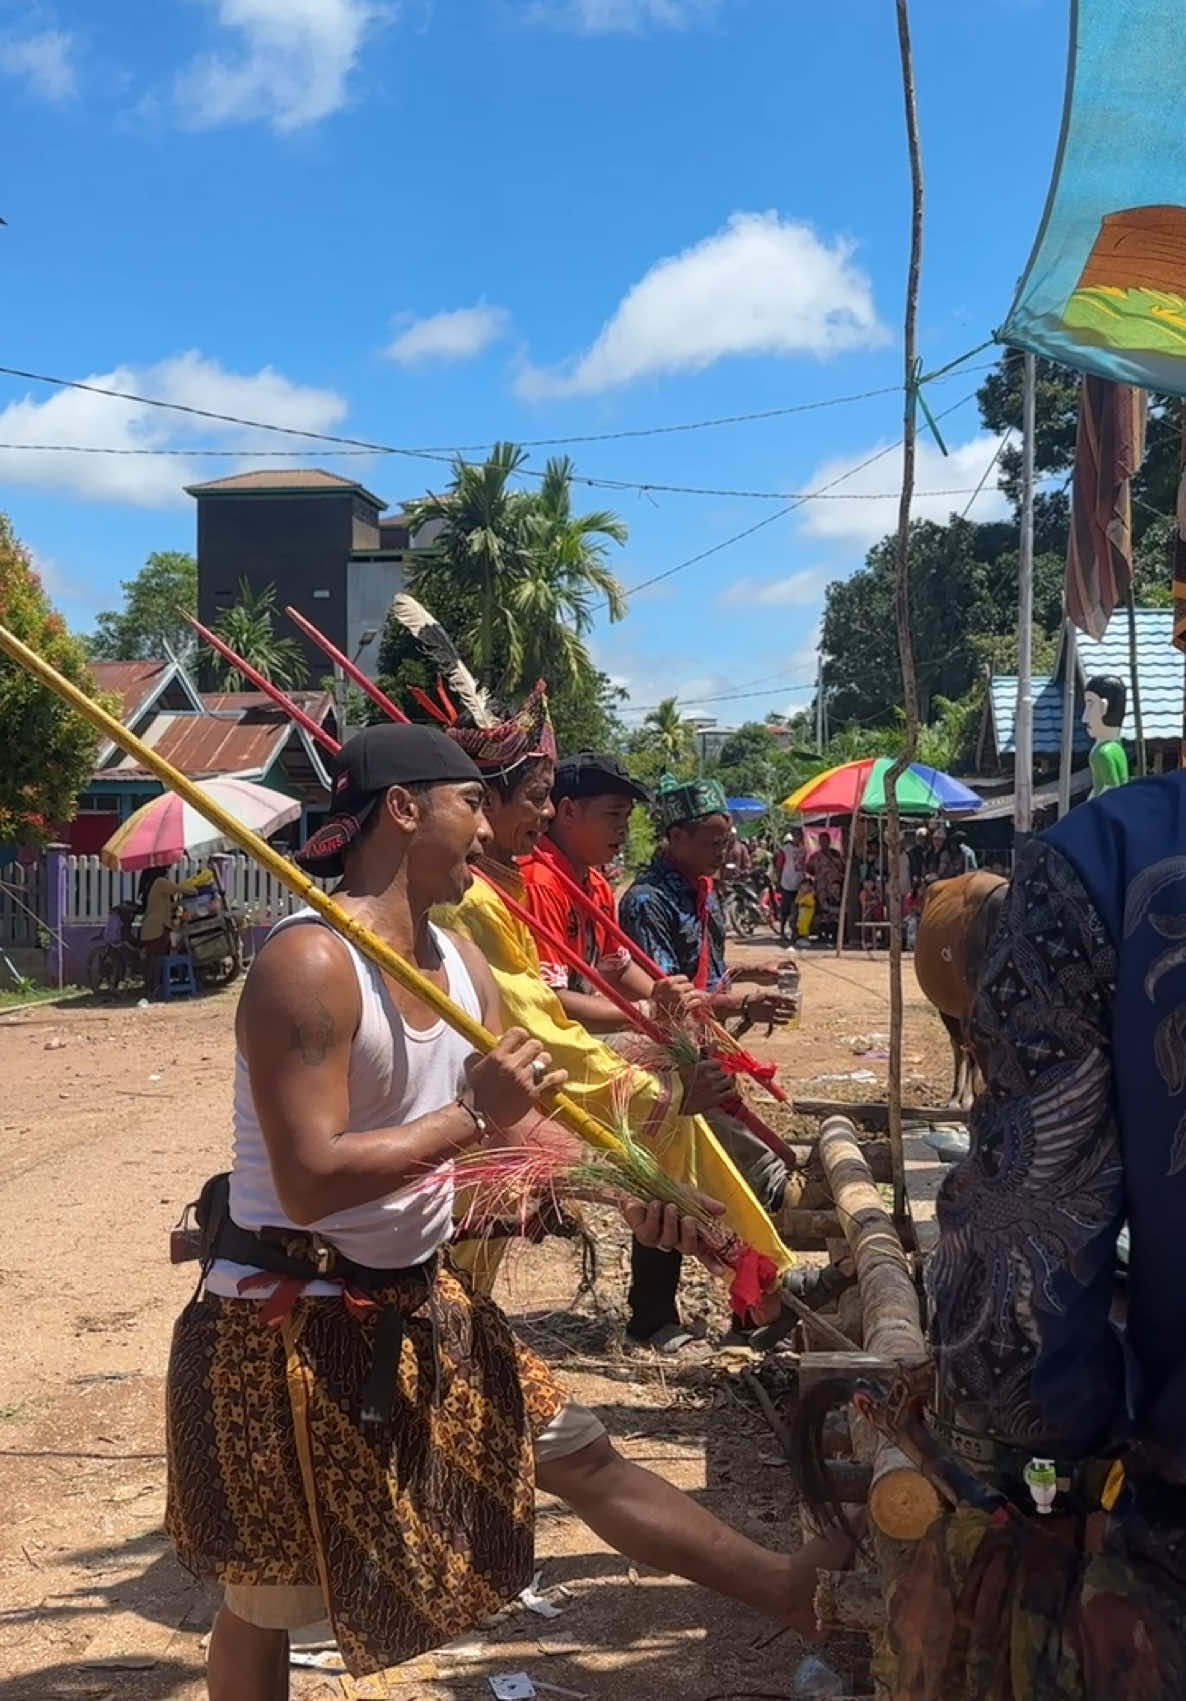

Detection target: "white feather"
[389, 592, 494, 726]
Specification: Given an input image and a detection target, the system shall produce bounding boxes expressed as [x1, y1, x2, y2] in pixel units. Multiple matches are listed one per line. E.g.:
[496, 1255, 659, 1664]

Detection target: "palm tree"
[644, 697, 696, 770]
[512, 456, 628, 688]
[206, 578, 308, 690]
[402, 442, 534, 683]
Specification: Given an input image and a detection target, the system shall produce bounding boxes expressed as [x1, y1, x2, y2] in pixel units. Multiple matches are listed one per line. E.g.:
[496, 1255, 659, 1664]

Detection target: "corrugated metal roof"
[108, 711, 291, 779]
[185, 468, 387, 508]
[201, 689, 333, 718]
[991, 607, 1184, 754]
[91, 659, 171, 722]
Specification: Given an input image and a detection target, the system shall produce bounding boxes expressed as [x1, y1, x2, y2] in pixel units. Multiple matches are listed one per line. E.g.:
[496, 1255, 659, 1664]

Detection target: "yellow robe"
[436, 870, 790, 1292]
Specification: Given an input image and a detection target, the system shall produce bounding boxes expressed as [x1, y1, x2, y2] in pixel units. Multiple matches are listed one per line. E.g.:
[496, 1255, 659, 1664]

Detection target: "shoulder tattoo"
[287, 997, 334, 1066]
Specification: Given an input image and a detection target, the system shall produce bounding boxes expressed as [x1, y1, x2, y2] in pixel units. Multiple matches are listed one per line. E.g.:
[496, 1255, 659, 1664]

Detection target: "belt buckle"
[310, 1236, 334, 1277]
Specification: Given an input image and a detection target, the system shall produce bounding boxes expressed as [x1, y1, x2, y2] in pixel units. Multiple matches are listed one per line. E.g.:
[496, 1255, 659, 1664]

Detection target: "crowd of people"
[152, 656, 1186, 1701]
[731, 819, 1007, 949]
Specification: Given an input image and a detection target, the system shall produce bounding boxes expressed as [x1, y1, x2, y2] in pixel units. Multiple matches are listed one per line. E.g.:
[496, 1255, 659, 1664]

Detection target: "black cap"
[553, 752, 651, 806]
[295, 724, 483, 876]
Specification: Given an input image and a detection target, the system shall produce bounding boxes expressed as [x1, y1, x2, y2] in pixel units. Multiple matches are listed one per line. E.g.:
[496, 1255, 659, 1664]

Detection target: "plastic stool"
[158, 953, 199, 999]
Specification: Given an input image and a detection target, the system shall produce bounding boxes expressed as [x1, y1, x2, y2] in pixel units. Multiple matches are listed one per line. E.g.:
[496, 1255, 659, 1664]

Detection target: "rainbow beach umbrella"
[100, 778, 302, 871]
[782, 758, 982, 818]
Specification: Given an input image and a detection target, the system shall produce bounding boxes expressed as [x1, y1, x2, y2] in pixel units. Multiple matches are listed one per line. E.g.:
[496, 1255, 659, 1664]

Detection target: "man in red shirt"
[520, 753, 659, 1031]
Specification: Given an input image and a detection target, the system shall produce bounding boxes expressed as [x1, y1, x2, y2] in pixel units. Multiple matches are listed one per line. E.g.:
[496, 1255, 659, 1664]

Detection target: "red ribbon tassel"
[727, 1246, 779, 1321]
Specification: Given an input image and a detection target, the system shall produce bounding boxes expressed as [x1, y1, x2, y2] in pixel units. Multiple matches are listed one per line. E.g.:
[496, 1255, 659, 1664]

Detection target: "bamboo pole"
[185, 613, 342, 758]
[0, 618, 699, 1197]
[882, 0, 926, 1222]
[818, 1114, 939, 1542]
[1125, 588, 1147, 777]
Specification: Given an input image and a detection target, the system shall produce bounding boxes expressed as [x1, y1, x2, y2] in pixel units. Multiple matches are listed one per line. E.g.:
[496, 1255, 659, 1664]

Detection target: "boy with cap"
[521, 752, 711, 1040]
[165, 724, 851, 1696]
[617, 775, 796, 1349]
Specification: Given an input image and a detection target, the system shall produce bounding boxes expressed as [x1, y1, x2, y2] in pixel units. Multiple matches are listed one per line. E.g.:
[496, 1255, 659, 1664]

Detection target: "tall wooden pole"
[1125, 589, 1147, 777]
[1014, 352, 1037, 837]
[1058, 615, 1077, 817]
[882, 0, 925, 1221]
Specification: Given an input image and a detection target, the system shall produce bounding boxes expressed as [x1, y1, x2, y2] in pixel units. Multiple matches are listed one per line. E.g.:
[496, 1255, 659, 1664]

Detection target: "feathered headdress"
[388, 592, 556, 770]
[389, 593, 493, 728]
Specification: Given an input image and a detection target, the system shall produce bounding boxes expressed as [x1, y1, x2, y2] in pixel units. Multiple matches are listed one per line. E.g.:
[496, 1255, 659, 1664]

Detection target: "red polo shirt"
[520, 838, 629, 991]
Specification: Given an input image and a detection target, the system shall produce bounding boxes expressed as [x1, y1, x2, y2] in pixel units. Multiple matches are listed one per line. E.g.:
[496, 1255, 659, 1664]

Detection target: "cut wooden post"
[817, 1115, 940, 1543]
[779, 1208, 843, 1249]
[826, 1460, 874, 1502]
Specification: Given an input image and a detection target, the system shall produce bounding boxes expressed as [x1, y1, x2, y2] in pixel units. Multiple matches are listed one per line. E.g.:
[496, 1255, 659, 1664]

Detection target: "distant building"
[186, 468, 409, 680]
[68, 657, 335, 855]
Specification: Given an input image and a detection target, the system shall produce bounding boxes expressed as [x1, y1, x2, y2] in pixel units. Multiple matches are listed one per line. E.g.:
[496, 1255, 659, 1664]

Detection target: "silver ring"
[531, 1058, 548, 1086]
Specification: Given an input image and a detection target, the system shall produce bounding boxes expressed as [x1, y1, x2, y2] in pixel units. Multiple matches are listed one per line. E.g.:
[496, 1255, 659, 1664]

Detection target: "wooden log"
[826, 1460, 873, 1502]
[794, 1099, 968, 1131]
[817, 1115, 940, 1544]
[814, 1569, 885, 1634]
[780, 1208, 843, 1249]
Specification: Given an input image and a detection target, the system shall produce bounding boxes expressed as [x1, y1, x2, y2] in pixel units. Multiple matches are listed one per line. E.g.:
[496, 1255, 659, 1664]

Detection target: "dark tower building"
[187, 469, 405, 680]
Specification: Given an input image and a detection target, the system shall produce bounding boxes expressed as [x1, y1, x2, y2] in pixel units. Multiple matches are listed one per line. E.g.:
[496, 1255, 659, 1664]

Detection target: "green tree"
[640, 697, 696, 771]
[712, 721, 781, 798]
[0, 514, 101, 847]
[402, 442, 535, 685]
[401, 445, 628, 698]
[203, 578, 308, 690]
[549, 668, 626, 754]
[88, 551, 198, 659]
[512, 456, 627, 688]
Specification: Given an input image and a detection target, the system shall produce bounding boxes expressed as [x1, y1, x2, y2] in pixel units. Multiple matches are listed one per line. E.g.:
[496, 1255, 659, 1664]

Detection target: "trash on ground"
[490, 1676, 537, 1699]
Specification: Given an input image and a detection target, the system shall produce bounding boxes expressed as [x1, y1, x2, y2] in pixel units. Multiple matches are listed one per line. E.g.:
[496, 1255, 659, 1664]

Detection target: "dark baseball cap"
[296, 723, 484, 876]
[553, 752, 651, 805]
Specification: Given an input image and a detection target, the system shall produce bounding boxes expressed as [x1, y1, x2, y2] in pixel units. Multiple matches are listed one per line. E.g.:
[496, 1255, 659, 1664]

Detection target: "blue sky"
[0, 0, 1068, 724]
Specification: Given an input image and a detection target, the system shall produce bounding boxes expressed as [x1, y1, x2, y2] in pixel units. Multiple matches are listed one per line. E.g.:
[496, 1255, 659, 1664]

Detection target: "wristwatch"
[456, 1096, 488, 1137]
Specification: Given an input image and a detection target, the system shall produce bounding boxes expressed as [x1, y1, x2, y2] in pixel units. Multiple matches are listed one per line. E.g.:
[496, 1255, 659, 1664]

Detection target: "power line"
[0, 441, 997, 505]
[617, 387, 982, 602]
[0, 345, 996, 459]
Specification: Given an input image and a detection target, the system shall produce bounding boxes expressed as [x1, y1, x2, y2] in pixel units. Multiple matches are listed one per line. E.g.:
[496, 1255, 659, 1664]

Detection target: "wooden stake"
[882, 0, 927, 1223]
[814, 1569, 885, 1634]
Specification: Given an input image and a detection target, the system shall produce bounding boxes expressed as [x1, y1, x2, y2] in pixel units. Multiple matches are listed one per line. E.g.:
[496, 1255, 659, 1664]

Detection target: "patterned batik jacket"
[929, 772, 1186, 1477]
[618, 853, 727, 992]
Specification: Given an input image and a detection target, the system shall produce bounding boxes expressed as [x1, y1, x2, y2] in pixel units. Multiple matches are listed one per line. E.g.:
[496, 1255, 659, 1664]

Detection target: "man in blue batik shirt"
[881, 772, 1186, 1699]
[617, 775, 796, 1349]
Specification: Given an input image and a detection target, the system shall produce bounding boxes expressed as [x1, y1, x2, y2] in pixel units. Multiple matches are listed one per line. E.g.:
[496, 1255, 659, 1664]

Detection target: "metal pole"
[1014, 351, 1037, 839]
[815, 652, 824, 752]
[1058, 615, 1077, 816]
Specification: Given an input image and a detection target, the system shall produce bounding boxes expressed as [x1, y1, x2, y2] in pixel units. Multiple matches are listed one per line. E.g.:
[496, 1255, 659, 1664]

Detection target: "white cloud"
[0, 352, 349, 507]
[536, 0, 719, 31]
[799, 432, 1010, 550]
[0, 28, 76, 100]
[718, 567, 830, 609]
[517, 212, 887, 399]
[26, 546, 82, 605]
[385, 303, 512, 367]
[176, 0, 380, 131]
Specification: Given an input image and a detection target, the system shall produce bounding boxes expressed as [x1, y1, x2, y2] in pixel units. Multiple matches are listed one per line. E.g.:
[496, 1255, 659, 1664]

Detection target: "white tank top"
[205, 910, 483, 1297]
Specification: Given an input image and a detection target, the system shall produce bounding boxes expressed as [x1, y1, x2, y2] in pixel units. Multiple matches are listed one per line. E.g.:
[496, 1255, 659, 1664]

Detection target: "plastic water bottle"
[778, 952, 801, 1027]
[792, 1655, 847, 1697]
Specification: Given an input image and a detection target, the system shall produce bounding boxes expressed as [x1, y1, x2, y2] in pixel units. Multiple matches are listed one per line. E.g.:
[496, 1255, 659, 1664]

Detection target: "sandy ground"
[0, 933, 950, 1701]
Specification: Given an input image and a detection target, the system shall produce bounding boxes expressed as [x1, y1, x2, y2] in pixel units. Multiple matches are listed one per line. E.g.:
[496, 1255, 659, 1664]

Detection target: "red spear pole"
[473, 867, 799, 1167]
[284, 605, 410, 724]
[182, 612, 343, 759]
[535, 855, 791, 1105]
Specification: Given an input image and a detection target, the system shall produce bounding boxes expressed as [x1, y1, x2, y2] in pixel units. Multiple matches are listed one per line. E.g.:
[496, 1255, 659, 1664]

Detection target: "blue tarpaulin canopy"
[726, 797, 768, 816]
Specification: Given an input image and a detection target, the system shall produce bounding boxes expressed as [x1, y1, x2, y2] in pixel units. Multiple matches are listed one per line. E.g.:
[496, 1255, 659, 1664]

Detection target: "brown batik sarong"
[876, 1505, 1186, 1701]
[165, 1261, 566, 1676]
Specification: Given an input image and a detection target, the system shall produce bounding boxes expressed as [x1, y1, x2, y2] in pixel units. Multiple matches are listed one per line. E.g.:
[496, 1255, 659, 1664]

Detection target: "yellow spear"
[0, 618, 683, 1189]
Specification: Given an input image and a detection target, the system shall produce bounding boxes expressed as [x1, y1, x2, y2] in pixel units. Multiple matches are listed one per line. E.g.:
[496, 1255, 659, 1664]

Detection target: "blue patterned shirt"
[928, 836, 1126, 1459]
[618, 854, 727, 992]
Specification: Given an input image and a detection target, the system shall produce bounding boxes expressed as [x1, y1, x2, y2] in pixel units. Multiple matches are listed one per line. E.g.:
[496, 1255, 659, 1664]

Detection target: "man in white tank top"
[165, 724, 853, 1697]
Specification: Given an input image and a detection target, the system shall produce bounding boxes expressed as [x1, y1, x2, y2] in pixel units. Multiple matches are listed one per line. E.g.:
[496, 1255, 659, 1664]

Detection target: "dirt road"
[0, 944, 949, 1700]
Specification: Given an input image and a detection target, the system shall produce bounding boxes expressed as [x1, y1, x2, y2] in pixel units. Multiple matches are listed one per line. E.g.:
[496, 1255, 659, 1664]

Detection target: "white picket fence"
[0, 861, 45, 946]
[63, 853, 329, 926]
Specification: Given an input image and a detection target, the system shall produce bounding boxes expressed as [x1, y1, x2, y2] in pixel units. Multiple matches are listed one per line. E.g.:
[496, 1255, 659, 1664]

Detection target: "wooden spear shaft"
[284, 605, 411, 725]
[183, 612, 343, 758]
[0, 618, 689, 1187]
